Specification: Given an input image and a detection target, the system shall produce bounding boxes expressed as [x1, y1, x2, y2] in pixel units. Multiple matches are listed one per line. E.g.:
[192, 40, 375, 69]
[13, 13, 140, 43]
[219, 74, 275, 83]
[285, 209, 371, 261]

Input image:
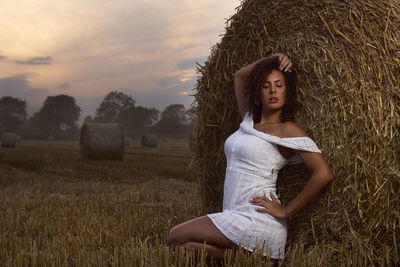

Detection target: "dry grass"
[0, 140, 198, 266]
[0, 140, 278, 266]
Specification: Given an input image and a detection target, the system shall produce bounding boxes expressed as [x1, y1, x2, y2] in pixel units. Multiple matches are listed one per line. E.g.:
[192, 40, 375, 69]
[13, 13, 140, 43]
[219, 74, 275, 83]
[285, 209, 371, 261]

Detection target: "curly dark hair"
[246, 55, 297, 123]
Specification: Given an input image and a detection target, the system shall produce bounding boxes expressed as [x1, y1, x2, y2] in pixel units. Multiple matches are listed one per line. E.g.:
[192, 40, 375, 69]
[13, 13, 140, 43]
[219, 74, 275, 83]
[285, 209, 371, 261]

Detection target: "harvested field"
[0, 140, 200, 266]
[0, 139, 277, 266]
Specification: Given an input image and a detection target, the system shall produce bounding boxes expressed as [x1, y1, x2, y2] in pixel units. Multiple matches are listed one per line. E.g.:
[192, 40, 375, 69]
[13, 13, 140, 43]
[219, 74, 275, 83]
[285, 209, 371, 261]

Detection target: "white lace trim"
[240, 113, 321, 164]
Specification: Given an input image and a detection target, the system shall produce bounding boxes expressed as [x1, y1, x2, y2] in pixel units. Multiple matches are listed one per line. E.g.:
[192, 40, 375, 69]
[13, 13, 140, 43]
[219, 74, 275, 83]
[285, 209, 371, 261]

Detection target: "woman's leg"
[167, 215, 237, 259]
[269, 258, 278, 267]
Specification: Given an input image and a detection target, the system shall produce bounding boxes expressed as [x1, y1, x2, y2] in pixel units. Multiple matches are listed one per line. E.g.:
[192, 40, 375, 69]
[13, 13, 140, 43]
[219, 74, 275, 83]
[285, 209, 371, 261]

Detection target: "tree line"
[0, 91, 195, 140]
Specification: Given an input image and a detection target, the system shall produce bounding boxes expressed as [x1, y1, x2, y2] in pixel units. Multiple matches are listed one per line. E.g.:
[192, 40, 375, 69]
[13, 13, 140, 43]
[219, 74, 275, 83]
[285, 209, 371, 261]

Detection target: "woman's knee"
[167, 216, 221, 246]
[167, 225, 187, 245]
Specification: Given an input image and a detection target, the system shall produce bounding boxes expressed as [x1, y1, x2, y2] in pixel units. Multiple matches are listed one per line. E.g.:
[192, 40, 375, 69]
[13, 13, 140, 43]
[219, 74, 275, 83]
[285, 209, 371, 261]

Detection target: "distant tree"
[155, 104, 189, 135]
[184, 107, 196, 126]
[27, 112, 40, 130]
[0, 96, 27, 133]
[184, 107, 196, 135]
[95, 91, 136, 122]
[28, 94, 81, 139]
[83, 115, 94, 124]
[161, 104, 185, 120]
[117, 106, 159, 135]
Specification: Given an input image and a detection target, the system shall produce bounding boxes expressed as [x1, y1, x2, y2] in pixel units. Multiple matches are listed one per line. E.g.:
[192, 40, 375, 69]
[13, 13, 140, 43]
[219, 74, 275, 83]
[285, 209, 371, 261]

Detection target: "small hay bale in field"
[124, 136, 132, 146]
[194, 0, 400, 265]
[80, 123, 124, 160]
[1, 132, 18, 148]
[141, 134, 157, 147]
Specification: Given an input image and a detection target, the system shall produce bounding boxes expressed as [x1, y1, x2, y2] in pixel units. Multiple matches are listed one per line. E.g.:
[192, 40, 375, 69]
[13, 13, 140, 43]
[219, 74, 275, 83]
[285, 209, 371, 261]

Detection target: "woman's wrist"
[283, 207, 290, 218]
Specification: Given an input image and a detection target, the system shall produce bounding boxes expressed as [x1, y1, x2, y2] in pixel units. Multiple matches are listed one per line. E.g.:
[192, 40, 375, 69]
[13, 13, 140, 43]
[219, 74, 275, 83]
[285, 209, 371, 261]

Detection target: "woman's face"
[260, 70, 286, 111]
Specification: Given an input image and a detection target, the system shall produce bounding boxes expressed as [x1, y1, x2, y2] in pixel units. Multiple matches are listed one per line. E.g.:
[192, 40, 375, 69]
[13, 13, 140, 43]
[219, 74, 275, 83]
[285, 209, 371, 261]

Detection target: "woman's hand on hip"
[250, 192, 288, 219]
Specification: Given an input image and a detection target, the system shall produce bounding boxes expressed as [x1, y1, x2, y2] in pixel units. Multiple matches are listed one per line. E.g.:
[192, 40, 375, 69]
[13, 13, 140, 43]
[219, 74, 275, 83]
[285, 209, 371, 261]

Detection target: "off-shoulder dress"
[207, 112, 321, 259]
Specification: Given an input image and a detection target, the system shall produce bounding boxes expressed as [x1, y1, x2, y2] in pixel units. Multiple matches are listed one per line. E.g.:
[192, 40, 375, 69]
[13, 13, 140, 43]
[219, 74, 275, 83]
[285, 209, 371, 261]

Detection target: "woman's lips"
[269, 97, 278, 103]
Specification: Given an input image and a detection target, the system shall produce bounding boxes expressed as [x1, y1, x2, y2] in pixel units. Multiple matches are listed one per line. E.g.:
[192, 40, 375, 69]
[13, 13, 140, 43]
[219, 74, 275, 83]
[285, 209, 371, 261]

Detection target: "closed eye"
[263, 82, 270, 87]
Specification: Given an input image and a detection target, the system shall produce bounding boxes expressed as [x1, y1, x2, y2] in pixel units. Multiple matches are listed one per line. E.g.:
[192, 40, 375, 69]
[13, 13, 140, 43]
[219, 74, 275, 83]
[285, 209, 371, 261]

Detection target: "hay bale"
[194, 0, 400, 265]
[141, 134, 157, 147]
[1, 132, 18, 148]
[80, 123, 124, 160]
[124, 136, 132, 146]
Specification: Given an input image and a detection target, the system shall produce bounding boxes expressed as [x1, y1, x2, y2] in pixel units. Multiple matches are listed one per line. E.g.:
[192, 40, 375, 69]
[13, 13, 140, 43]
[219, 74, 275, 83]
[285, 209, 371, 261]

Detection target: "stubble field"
[0, 139, 271, 266]
[0, 139, 200, 266]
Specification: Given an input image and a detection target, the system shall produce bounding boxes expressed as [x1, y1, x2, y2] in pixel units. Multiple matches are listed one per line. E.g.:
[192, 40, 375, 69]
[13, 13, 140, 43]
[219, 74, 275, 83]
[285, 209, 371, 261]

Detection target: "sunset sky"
[0, 0, 240, 121]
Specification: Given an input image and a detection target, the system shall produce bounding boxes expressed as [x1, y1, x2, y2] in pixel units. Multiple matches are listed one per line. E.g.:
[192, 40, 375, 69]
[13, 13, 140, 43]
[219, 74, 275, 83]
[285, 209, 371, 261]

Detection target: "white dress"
[207, 112, 321, 259]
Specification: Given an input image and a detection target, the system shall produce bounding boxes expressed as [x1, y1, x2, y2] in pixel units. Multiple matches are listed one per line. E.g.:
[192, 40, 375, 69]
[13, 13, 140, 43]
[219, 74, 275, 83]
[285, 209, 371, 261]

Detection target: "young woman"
[168, 54, 334, 265]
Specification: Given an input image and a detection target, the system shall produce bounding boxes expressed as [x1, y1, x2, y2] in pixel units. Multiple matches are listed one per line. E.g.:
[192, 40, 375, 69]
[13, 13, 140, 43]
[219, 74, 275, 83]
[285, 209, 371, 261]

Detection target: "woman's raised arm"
[234, 54, 293, 118]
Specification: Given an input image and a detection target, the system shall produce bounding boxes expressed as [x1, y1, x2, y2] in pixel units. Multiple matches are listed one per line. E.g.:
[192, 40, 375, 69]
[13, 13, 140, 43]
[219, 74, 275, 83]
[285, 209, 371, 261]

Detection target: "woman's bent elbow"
[315, 168, 334, 184]
[323, 169, 334, 183]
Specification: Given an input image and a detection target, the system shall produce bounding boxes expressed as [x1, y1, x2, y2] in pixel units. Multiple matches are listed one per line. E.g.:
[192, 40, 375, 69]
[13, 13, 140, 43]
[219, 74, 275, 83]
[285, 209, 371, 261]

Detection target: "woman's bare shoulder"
[281, 121, 309, 138]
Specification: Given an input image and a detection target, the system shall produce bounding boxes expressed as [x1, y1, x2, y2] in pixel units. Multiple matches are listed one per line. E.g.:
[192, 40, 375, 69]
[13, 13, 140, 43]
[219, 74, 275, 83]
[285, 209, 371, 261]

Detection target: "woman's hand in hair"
[273, 53, 293, 72]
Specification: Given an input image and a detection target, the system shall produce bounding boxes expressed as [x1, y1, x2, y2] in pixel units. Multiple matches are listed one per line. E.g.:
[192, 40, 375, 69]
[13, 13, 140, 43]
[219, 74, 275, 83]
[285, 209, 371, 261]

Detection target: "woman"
[168, 54, 334, 264]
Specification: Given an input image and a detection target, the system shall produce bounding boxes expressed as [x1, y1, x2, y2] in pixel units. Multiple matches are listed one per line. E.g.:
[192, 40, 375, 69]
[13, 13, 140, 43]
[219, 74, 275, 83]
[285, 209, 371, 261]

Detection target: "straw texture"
[193, 0, 400, 265]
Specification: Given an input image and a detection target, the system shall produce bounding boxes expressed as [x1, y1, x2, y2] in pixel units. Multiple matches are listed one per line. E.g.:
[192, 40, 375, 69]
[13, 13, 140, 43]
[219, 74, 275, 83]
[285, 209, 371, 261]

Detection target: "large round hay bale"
[1, 132, 18, 148]
[194, 0, 400, 265]
[141, 134, 157, 147]
[80, 123, 124, 160]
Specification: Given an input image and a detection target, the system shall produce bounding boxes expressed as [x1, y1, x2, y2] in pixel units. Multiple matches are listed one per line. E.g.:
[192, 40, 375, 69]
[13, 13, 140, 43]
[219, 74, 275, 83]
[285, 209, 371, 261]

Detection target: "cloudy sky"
[0, 0, 240, 121]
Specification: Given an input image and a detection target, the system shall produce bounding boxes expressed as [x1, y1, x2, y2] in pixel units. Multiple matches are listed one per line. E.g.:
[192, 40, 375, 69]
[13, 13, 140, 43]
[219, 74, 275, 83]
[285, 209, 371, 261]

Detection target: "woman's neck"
[259, 108, 282, 125]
